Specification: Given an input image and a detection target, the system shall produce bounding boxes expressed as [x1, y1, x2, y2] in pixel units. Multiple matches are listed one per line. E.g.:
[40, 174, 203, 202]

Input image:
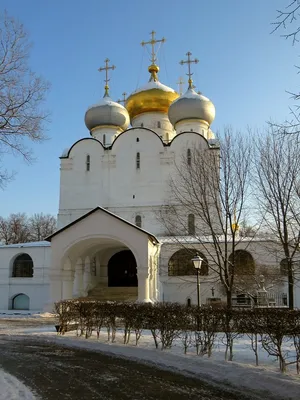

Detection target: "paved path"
[0, 335, 254, 400]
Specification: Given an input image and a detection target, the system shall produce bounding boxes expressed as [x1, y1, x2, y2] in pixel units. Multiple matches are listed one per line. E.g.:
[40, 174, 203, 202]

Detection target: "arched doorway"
[108, 250, 138, 287]
[12, 294, 30, 310]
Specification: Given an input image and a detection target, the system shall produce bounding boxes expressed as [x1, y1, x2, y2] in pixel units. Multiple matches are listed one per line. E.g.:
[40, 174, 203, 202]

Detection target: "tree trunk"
[226, 290, 232, 308]
[288, 261, 294, 310]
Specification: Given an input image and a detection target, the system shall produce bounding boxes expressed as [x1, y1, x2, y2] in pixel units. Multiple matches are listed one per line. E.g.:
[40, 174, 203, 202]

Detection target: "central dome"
[125, 65, 179, 121]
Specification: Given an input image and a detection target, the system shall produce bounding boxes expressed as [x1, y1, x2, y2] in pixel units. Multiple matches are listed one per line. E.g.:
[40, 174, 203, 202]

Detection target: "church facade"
[0, 33, 296, 312]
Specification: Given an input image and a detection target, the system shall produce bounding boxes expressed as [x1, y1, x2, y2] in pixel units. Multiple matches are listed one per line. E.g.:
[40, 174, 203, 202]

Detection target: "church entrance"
[108, 250, 138, 287]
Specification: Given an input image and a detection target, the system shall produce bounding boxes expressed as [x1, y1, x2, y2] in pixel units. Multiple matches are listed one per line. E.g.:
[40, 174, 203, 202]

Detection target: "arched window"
[141, 123, 144, 128]
[187, 148, 192, 166]
[12, 293, 30, 310]
[187, 298, 192, 307]
[157, 121, 161, 128]
[103, 134, 106, 146]
[168, 249, 208, 276]
[229, 250, 255, 275]
[136, 152, 140, 169]
[86, 154, 90, 171]
[135, 215, 142, 228]
[12, 254, 33, 278]
[188, 214, 195, 235]
[280, 258, 289, 276]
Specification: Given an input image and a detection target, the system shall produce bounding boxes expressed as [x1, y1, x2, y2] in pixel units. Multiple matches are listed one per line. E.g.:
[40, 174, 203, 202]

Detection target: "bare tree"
[160, 128, 253, 308]
[0, 212, 56, 244]
[271, 1, 300, 135]
[0, 11, 49, 187]
[29, 213, 56, 241]
[254, 133, 300, 309]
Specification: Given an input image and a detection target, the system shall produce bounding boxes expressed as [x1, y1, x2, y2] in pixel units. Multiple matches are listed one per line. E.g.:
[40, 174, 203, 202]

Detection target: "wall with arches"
[0, 242, 51, 311]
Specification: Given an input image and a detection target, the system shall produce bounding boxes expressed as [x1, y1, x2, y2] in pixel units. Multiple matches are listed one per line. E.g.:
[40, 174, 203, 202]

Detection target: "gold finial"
[141, 30, 166, 81]
[98, 58, 116, 97]
[179, 51, 199, 89]
[177, 77, 185, 95]
[117, 92, 127, 105]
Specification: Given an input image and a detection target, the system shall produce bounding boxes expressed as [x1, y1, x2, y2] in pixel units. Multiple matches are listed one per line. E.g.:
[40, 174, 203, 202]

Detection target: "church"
[0, 32, 295, 312]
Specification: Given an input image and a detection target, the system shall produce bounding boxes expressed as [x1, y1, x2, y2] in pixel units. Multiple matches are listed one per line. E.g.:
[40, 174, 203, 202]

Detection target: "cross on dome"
[176, 76, 185, 95]
[141, 30, 165, 65]
[117, 92, 127, 105]
[180, 51, 199, 89]
[98, 58, 116, 97]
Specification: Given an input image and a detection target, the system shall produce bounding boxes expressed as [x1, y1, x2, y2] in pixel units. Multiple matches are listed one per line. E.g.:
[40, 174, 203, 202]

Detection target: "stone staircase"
[88, 285, 138, 302]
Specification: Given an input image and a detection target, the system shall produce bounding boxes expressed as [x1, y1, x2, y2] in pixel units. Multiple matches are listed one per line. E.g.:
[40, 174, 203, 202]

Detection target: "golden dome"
[125, 64, 179, 121]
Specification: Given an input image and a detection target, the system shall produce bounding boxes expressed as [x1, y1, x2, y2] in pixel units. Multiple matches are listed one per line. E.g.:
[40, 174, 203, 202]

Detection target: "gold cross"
[117, 92, 127, 105]
[176, 77, 185, 95]
[98, 58, 116, 96]
[179, 51, 199, 89]
[141, 30, 166, 65]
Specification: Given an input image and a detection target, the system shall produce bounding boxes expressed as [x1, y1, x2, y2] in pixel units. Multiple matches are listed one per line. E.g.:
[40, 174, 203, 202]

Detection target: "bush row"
[54, 300, 300, 373]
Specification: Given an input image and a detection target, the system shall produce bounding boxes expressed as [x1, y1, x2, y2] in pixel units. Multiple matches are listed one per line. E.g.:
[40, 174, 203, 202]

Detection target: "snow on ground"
[0, 368, 37, 400]
[1, 318, 300, 399]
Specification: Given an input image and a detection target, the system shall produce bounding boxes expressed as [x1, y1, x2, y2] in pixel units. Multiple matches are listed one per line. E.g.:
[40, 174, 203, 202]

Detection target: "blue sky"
[0, 0, 297, 217]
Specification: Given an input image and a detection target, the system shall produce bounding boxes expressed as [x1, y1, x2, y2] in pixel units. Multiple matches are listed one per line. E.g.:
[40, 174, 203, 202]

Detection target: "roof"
[0, 241, 51, 249]
[45, 206, 159, 244]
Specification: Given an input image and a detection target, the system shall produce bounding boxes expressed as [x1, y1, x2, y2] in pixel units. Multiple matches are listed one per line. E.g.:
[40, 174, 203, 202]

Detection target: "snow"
[61, 148, 69, 157]
[0, 241, 50, 248]
[1, 319, 300, 399]
[133, 80, 176, 94]
[87, 96, 125, 111]
[0, 368, 37, 400]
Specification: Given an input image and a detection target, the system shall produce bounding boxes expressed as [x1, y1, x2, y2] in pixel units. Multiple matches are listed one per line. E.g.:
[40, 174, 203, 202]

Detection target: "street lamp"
[191, 253, 203, 330]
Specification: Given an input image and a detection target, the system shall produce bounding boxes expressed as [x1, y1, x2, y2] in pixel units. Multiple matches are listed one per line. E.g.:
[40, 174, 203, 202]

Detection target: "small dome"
[85, 95, 130, 131]
[125, 65, 179, 121]
[168, 88, 215, 127]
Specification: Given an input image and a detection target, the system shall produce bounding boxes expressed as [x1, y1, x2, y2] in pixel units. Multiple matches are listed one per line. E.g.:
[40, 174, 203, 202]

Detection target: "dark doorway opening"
[108, 250, 138, 287]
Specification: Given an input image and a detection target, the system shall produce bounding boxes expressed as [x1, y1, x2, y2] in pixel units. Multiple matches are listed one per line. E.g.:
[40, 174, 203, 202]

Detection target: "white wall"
[0, 244, 51, 311]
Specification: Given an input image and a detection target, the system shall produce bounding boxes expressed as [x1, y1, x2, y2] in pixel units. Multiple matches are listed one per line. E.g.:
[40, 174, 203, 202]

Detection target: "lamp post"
[191, 253, 203, 330]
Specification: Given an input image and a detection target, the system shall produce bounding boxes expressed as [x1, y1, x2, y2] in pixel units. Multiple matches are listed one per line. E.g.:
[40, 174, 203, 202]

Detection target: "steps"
[88, 286, 138, 302]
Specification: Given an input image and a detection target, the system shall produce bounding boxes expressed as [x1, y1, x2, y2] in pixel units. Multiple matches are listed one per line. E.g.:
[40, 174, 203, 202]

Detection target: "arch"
[12, 253, 33, 278]
[108, 250, 138, 287]
[168, 249, 208, 276]
[61, 137, 105, 158]
[280, 258, 289, 276]
[110, 127, 164, 149]
[229, 250, 255, 275]
[188, 214, 195, 235]
[135, 215, 142, 228]
[12, 293, 30, 310]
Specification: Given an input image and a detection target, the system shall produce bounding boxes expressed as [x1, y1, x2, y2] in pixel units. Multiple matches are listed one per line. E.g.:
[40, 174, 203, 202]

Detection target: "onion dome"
[85, 96, 129, 132]
[84, 58, 130, 132]
[168, 88, 215, 127]
[125, 64, 179, 121]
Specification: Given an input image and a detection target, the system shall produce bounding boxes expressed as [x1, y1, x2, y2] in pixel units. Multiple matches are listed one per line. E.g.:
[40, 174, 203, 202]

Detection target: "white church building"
[0, 34, 295, 312]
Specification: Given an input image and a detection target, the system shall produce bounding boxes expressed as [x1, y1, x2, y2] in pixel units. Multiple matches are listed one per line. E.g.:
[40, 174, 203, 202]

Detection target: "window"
[12, 293, 30, 310]
[188, 214, 195, 235]
[157, 121, 161, 128]
[187, 149, 192, 166]
[136, 152, 140, 169]
[187, 298, 192, 307]
[229, 250, 255, 275]
[190, 128, 193, 132]
[141, 123, 144, 128]
[168, 249, 208, 276]
[86, 154, 90, 171]
[135, 215, 142, 228]
[103, 134, 106, 146]
[12, 254, 33, 278]
[136, 138, 139, 142]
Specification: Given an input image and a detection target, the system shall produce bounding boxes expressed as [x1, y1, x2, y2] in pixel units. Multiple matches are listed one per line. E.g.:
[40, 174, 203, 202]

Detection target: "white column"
[73, 258, 84, 298]
[62, 271, 74, 300]
[137, 269, 151, 303]
[83, 256, 92, 295]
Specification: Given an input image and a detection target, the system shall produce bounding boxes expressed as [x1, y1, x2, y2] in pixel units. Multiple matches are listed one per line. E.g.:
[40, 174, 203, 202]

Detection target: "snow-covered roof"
[61, 148, 69, 157]
[0, 241, 51, 249]
[86, 97, 125, 111]
[133, 81, 175, 95]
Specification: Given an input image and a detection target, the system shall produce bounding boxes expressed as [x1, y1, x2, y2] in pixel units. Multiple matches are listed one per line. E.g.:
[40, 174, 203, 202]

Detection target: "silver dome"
[168, 88, 215, 126]
[85, 96, 130, 131]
